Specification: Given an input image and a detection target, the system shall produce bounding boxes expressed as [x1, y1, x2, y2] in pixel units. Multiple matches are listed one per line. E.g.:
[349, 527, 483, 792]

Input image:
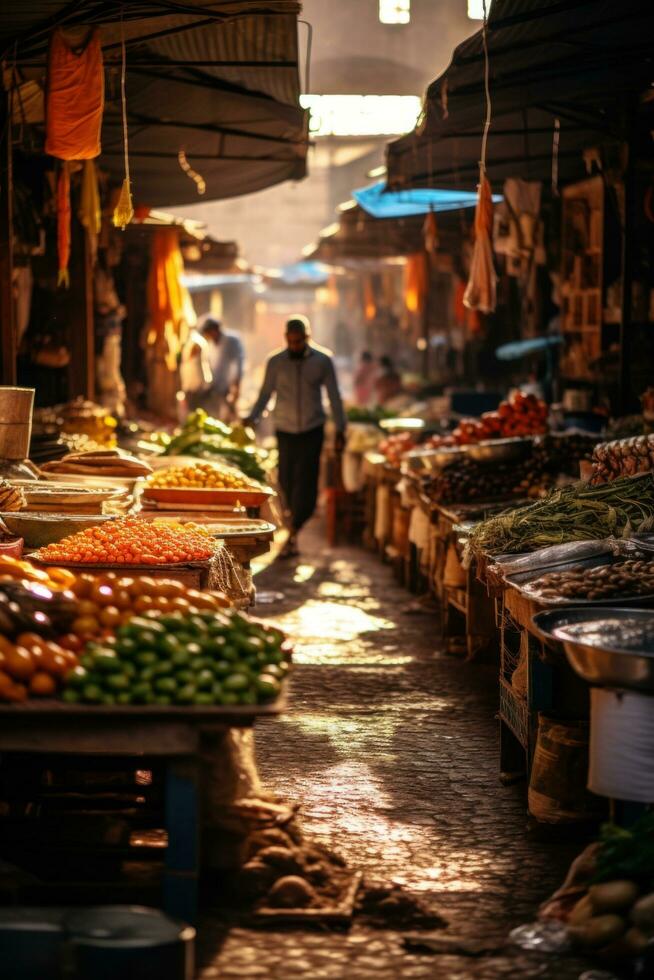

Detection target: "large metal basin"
[533, 607, 654, 693]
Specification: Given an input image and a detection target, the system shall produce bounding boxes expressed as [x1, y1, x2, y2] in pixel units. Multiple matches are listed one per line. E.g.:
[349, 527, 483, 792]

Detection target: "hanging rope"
[112, 8, 133, 229]
[479, 0, 492, 178]
[551, 117, 561, 197]
[178, 149, 206, 195]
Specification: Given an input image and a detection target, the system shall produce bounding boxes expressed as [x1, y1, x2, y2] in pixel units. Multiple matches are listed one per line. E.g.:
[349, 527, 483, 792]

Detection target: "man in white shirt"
[180, 317, 244, 421]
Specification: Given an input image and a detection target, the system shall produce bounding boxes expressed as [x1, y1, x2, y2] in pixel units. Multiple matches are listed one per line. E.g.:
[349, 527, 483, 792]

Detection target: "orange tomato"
[99, 606, 122, 628]
[5, 646, 35, 681]
[29, 672, 57, 696]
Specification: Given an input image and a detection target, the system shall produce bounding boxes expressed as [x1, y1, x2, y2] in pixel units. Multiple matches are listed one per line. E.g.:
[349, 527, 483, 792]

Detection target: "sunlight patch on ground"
[270, 599, 394, 642]
[293, 563, 316, 584]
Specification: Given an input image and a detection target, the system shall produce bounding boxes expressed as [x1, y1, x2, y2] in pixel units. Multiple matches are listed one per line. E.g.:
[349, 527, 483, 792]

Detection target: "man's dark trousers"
[276, 425, 324, 532]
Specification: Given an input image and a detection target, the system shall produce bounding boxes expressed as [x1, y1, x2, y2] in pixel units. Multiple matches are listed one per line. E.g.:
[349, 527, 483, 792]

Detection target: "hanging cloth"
[423, 209, 439, 256]
[463, 176, 497, 314]
[146, 228, 197, 371]
[57, 162, 71, 287]
[405, 252, 428, 315]
[45, 28, 104, 160]
[78, 159, 101, 262]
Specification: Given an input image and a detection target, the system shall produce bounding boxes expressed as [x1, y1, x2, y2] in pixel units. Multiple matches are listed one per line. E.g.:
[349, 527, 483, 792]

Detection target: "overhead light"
[367, 165, 387, 179]
[299, 95, 421, 138]
[379, 0, 410, 24]
[468, 0, 492, 19]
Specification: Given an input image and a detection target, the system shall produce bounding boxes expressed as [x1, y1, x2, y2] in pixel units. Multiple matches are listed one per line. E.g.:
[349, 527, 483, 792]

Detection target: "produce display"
[159, 410, 270, 483]
[429, 392, 549, 449]
[40, 449, 152, 479]
[33, 399, 118, 447]
[527, 557, 654, 602]
[591, 435, 654, 484]
[346, 406, 394, 424]
[68, 570, 229, 642]
[0, 479, 25, 512]
[422, 446, 553, 505]
[34, 517, 216, 565]
[378, 432, 417, 466]
[542, 814, 654, 963]
[468, 474, 654, 556]
[63, 609, 289, 706]
[146, 462, 259, 491]
[0, 576, 79, 701]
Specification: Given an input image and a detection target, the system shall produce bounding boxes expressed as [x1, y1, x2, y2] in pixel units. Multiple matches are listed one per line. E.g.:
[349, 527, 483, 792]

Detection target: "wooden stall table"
[0, 696, 286, 925]
[432, 502, 499, 660]
[491, 578, 589, 780]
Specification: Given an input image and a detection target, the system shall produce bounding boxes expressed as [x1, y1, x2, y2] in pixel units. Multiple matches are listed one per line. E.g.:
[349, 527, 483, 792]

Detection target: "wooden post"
[68, 217, 95, 400]
[618, 121, 636, 415]
[0, 87, 17, 385]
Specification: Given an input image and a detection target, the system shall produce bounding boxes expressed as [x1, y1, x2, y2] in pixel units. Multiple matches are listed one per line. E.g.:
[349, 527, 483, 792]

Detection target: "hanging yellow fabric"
[57, 162, 71, 288]
[405, 252, 428, 314]
[45, 28, 104, 160]
[146, 229, 197, 371]
[78, 159, 101, 261]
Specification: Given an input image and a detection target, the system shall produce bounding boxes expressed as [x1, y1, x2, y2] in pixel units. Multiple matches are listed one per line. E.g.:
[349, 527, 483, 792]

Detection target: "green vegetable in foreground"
[64, 609, 291, 707]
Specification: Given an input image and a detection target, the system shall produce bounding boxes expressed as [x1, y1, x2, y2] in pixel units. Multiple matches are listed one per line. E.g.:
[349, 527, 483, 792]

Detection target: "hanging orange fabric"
[405, 252, 428, 314]
[45, 28, 104, 160]
[146, 229, 197, 371]
[463, 175, 497, 314]
[57, 162, 71, 287]
[363, 277, 376, 321]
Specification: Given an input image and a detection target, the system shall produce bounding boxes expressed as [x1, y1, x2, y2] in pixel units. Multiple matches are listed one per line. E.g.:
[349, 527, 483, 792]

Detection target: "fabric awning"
[3, 1, 308, 205]
[386, 0, 654, 191]
[354, 180, 497, 217]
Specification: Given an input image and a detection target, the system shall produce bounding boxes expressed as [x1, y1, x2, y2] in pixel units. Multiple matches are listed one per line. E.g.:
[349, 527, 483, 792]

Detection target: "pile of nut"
[530, 557, 654, 602]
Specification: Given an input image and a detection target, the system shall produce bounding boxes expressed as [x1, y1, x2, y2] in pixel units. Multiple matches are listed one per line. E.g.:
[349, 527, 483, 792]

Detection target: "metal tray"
[505, 551, 654, 607]
[532, 607, 654, 691]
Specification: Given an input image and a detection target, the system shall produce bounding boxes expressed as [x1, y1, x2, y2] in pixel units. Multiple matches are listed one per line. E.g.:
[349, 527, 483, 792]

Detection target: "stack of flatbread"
[40, 450, 153, 479]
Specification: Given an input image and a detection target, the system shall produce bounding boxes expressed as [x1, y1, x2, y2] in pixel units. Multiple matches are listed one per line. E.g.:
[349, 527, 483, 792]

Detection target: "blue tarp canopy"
[495, 336, 562, 361]
[353, 181, 500, 219]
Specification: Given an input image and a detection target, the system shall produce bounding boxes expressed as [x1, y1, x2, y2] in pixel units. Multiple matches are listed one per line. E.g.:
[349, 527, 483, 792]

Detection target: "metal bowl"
[0, 512, 116, 549]
[465, 437, 533, 464]
[533, 607, 654, 692]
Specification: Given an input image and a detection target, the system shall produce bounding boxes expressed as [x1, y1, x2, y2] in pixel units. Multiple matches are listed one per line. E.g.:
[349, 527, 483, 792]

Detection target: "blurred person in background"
[353, 350, 377, 407]
[245, 315, 346, 558]
[180, 316, 244, 421]
[375, 355, 402, 406]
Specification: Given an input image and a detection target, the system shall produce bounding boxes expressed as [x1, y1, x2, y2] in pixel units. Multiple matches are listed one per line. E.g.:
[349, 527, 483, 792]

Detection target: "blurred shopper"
[180, 316, 244, 421]
[353, 350, 377, 407]
[245, 315, 346, 558]
[375, 355, 402, 405]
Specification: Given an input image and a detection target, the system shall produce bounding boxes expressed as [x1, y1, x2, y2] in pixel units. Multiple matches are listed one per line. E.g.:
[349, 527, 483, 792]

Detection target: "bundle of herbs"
[467, 473, 654, 557]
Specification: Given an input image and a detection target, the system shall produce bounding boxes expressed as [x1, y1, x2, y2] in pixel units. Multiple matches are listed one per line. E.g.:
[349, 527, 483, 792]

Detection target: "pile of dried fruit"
[34, 517, 216, 565]
[423, 447, 553, 504]
[147, 462, 257, 491]
[591, 435, 654, 484]
[527, 557, 654, 602]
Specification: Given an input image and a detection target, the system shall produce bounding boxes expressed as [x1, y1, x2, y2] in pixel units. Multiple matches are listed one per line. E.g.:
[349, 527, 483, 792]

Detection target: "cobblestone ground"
[198, 523, 590, 980]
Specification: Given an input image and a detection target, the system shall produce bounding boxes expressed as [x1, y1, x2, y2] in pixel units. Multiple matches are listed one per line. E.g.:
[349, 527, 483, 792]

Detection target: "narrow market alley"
[198, 522, 587, 980]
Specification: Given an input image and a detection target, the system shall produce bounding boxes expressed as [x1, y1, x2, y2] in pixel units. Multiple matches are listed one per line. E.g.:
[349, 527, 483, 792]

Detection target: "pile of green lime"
[62, 610, 290, 706]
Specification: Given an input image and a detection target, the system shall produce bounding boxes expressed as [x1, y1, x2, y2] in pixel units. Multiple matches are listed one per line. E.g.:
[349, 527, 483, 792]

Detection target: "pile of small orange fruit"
[35, 517, 216, 565]
[69, 571, 230, 641]
[147, 462, 256, 491]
